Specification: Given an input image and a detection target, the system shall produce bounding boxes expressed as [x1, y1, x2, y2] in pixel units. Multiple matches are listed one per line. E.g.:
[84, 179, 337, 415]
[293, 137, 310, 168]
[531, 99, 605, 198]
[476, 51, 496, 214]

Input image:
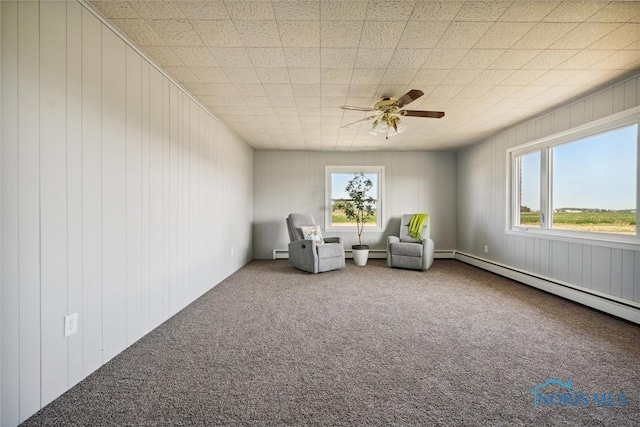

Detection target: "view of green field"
[520, 210, 636, 234]
[331, 210, 377, 226]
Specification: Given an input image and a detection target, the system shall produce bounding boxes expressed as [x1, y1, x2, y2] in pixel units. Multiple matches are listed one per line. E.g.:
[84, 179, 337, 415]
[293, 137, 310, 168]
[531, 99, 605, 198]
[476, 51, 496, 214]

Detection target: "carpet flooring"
[22, 260, 640, 426]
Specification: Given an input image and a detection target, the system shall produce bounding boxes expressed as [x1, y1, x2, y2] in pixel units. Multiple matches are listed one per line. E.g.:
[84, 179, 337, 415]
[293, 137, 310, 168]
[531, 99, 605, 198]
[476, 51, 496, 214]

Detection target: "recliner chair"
[387, 214, 435, 271]
[286, 213, 345, 273]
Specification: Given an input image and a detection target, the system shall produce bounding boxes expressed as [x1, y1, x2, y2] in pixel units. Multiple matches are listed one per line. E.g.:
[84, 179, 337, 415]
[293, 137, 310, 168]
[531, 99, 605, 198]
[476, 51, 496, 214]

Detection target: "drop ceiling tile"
[209, 47, 252, 67]
[348, 84, 379, 97]
[273, 0, 320, 20]
[345, 97, 374, 107]
[364, 0, 417, 21]
[488, 50, 542, 69]
[284, 48, 321, 67]
[522, 49, 579, 69]
[454, 1, 512, 21]
[246, 48, 287, 67]
[411, 69, 450, 85]
[513, 23, 578, 49]
[234, 21, 282, 47]
[587, 2, 640, 23]
[182, 81, 212, 96]
[205, 83, 240, 96]
[320, 107, 343, 118]
[410, 1, 463, 21]
[175, 1, 230, 19]
[456, 49, 505, 69]
[469, 69, 515, 85]
[351, 68, 386, 84]
[292, 84, 322, 96]
[529, 69, 577, 86]
[252, 105, 276, 115]
[455, 85, 492, 97]
[256, 68, 291, 84]
[147, 20, 204, 46]
[223, 1, 275, 20]
[389, 49, 430, 68]
[192, 67, 230, 83]
[498, 1, 560, 22]
[590, 23, 640, 50]
[445, 69, 483, 85]
[376, 84, 408, 99]
[360, 21, 405, 48]
[278, 21, 320, 47]
[297, 97, 322, 108]
[221, 67, 261, 83]
[483, 85, 523, 98]
[111, 19, 165, 46]
[436, 22, 492, 49]
[515, 85, 551, 98]
[475, 23, 536, 49]
[233, 83, 266, 96]
[398, 21, 449, 48]
[321, 21, 363, 48]
[421, 48, 469, 69]
[129, 1, 186, 19]
[91, 1, 141, 19]
[240, 96, 272, 107]
[500, 69, 547, 85]
[164, 66, 201, 82]
[428, 85, 464, 98]
[269, 96, 296, 107]
[321, 68, 353, 84]
[381, 68, 419, 84]
[321, 48, 357, 68]
[556, 50, 613, 70]
[543, 1, 606, 22]
[264, 84, 295, 97]
[567, 68, 618, 86]
[171, 47, 219, 67]
[221, 105, 253, 115]
[144, 46, 185, 67]
[321, 0, 368, 20]
[289, 68, 321, 83]
[590, 50, 640, 69]
[191, 20, 242, 47]
[354, 48, 395, 68]
[272, 106, 299, 116]
[551, 23, 621, 49]
[321, 92, 349, 104]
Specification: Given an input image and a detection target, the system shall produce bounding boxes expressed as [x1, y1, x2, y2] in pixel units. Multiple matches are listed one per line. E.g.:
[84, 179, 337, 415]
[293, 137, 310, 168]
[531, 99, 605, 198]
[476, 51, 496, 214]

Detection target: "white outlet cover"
[64, 313, 78, 337]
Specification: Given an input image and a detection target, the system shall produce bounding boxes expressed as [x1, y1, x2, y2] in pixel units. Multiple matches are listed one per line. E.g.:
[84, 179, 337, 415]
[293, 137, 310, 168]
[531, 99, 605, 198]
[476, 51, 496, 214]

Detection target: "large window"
[508, 107, 639, 242]
[325, 166, 384, 231]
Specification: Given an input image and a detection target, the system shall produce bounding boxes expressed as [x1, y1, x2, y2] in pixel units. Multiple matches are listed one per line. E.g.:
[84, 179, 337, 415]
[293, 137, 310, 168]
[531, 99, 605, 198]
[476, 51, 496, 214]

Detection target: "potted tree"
[344, 172, 376, 266]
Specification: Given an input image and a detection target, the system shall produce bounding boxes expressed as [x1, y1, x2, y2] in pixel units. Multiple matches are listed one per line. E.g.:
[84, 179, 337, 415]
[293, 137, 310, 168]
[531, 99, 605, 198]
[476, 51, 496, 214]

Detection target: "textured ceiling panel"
[89, 0, 640, 151]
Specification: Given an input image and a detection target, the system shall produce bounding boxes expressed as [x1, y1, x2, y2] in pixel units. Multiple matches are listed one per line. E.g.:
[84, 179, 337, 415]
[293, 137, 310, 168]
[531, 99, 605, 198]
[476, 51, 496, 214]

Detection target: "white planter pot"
[352, 248, 369, 266]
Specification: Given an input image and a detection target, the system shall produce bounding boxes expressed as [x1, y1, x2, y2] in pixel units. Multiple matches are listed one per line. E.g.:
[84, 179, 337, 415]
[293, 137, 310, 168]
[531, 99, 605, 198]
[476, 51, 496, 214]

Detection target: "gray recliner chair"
[286, 213, 345, 273]
[387, 214, 435, 271]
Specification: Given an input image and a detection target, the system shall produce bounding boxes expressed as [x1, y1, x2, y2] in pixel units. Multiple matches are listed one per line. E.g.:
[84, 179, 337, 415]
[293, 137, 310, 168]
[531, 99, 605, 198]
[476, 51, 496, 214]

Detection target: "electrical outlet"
[231, 247, 234, 255]
[64, 313, 78, 338]
[484, 245, 489, 254]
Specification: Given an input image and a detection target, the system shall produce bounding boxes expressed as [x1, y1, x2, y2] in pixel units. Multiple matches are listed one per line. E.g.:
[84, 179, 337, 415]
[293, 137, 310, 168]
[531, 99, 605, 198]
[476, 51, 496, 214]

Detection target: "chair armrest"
[324, 236, 342, 245]
[387, 236, 400, 267]
[421, 238, 435, 270]
[288, 239, 319, 273]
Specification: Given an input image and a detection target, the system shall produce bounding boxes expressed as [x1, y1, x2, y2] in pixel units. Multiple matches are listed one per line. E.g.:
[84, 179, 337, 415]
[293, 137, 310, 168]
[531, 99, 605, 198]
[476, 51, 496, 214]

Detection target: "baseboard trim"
[272, 249, 456, 260]
[455, 251, 640, 325]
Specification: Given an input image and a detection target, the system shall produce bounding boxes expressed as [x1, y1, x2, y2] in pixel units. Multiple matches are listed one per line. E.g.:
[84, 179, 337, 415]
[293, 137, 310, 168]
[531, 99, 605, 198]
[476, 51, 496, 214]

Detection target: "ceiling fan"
[340, 89, 444, 139]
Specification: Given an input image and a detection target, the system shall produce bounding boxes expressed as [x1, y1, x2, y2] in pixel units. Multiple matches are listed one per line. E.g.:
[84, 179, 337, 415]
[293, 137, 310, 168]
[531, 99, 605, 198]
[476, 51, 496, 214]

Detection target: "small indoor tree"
[344, 172, 376, 248]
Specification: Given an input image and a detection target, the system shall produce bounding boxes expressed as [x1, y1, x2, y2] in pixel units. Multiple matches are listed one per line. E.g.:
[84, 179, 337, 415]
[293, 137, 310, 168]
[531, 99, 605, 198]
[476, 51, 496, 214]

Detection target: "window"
[325, 166, 384, 231]
[508, 107, 639, 243]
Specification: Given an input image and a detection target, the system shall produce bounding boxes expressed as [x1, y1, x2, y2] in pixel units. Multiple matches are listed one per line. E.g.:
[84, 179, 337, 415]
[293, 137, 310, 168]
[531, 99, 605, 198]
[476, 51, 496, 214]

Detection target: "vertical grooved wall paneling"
[457, 74, 640, 308]
[0, 1, 254, 425]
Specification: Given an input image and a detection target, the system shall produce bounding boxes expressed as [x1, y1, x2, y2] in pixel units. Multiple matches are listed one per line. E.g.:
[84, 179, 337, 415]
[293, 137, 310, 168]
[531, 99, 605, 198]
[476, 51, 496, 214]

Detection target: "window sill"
[506, 228, 640, 251]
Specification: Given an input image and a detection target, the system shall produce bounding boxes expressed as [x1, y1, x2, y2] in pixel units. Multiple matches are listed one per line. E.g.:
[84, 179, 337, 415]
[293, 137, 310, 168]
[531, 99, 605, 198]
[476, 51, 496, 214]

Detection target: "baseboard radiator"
[455, 251, 640, 325]
[272, 249, 456, 260]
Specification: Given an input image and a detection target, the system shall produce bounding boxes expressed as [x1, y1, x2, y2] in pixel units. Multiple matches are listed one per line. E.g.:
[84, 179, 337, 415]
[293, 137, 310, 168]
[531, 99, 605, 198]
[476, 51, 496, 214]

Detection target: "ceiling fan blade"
[401, 110, 445, 118]
[393, 89, 424, 108]
[341, 115, 377, 128]
[340, 105, 375, 112]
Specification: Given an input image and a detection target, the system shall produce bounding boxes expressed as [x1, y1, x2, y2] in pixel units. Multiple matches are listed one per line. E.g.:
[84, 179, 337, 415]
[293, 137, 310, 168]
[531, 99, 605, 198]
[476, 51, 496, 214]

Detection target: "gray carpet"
[22, 260, 640, 426]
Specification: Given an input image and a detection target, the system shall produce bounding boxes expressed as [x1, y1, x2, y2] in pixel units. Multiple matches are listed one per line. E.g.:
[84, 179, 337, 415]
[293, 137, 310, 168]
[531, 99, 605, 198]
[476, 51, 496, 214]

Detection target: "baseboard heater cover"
[455, 251, 640, 325]
[272, 249, 455, 260]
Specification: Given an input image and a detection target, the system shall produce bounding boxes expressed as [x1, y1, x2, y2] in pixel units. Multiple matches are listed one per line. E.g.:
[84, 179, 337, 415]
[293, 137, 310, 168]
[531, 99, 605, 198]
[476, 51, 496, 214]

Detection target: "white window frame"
[325, 166, 385, 232]
[506, 106, 640, 248]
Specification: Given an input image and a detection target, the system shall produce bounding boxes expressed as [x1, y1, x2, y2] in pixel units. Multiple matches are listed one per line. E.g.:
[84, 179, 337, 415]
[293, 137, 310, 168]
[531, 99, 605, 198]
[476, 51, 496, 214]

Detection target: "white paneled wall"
[457, 74, 640, 308]
[0, 2, 254, 425]
[253, 151, 456, 259]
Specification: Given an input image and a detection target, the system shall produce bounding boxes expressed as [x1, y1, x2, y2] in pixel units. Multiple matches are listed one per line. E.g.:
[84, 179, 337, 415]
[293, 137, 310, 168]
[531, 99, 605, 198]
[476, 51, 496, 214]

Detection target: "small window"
[508, 107, 639, 243]
[325, 166, 384, 231]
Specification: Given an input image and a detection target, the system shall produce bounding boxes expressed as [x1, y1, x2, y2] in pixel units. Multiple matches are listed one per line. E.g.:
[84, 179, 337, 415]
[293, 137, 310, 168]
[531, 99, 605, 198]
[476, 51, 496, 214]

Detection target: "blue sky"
[521, 124, 637, 211]
[332, 173, 378, 199]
